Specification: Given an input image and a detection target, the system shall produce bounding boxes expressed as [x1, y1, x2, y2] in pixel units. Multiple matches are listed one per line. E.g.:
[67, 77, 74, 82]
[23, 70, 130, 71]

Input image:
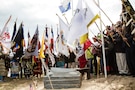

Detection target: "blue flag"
[59, 0, 71, 13]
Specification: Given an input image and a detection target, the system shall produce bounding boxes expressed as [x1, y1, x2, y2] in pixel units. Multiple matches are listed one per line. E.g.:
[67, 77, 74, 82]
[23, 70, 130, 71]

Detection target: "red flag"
[50, 38, 54, 53]
[50, 26, 54, 53]
[83, 39, 92, 51]
[44, 42, 48, 53]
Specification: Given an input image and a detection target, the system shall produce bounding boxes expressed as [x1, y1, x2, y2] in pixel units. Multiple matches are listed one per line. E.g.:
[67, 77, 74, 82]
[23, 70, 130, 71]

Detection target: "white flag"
[82, 1, 95, 25]
[66, 0, 99, 48]
[67, 0, 88, 47]
[58, 15, 69, 42]
[56, 31, 69, 57]
[47, 48, 55, 66]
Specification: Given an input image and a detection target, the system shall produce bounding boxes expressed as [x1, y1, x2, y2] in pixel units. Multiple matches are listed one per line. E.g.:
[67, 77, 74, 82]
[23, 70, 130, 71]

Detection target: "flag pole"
[94, 19, 107, 32]
[62, 14, 69, 24]
[89, 29, 96, 37]
[95, 22, 101, 32]
[93, 0, 113, 24]
[71, 0, 73, 16]
[56, 13, 60, 36]
[98, 0, 107, 78]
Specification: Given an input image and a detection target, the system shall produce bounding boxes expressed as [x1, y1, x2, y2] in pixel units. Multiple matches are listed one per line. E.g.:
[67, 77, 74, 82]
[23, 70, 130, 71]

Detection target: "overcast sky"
[0, 0, 134, 41]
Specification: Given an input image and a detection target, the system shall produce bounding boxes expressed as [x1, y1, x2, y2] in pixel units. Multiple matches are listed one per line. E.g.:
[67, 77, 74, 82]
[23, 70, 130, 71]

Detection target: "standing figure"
[68, 47, 76, 68]
[85, 46, 94, 73]
[0, 42, 7, 81]
[113, 21, 129, 75]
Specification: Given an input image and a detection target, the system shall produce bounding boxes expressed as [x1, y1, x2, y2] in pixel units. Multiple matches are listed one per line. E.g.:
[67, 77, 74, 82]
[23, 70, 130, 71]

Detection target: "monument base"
[44, 67, 82, 89]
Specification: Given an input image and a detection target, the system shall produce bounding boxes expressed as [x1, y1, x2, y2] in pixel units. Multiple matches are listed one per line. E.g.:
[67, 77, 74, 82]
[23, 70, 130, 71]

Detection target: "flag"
[87, 14, 100, 28]
[50, 38, 54, 52]
[45, 25, 49, 42]
[56, 31, 69, 57]
[67, 0, 99, 48]
[27, 26, 39, 53]
[82, 1, 100, 27]
[58, 15, 69, 43]
[1, 41, 11, 54]
[1, 29, 10, 41]
[67, 0, 87, 47]
[59, 0, 71, 13]
[83, 39, 92, 51]
[50, 26, 54, 53]
[44, 25, 49, 53]
[79, 33, 88, 44]
[12, 23, 24, 58]
[0, 15, 12, 38]
[13, 23, 24, 47]
[39, 32, 45, 59]
[32, 56, 37, 65]
[55, 34, 59, 54]
[47, 48, 55, 66]
[0, 16, 12, 54]
[27, 30, 31, 47]
[4, 30, 10, 39]
[51, 26, 54, 38]
[45, 26, 48, 38]
[25, 26, 39, 56]
[11, 22, 16, 41]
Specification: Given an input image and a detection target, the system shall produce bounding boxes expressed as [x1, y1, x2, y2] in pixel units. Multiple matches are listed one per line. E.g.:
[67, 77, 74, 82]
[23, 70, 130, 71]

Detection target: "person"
[91, 37, 101, 75]
[113, 21, 129, 75]
[130, 28, 135, 77]
[76, 45, 91, 80]
[21, 56, 33, 79]
[56, 53, 65, 68]
[104, 29, 118, 74]
[0, 42, 7, 81]
[68, 47, 76, 68]
[85, 46, 94, 73]
[33, 56, 42, 78]
[123, 22, 135, 77]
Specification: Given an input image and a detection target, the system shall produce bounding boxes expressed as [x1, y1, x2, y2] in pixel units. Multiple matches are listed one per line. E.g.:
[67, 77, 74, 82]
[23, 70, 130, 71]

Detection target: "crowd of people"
[0, 1, 135, 83]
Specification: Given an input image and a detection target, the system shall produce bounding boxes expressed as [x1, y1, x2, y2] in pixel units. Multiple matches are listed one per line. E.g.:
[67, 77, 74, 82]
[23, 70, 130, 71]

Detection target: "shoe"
[117, 73, 124, 76]
[124, 73, 131, 76]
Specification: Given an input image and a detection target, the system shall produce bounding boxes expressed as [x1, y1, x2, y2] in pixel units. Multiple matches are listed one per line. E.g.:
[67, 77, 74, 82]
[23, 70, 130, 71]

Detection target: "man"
[113, 21, 129, 75]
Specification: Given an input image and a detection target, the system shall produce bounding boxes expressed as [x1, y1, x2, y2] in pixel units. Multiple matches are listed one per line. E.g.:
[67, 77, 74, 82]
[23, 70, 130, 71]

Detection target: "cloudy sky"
[0, 0, 134, 41]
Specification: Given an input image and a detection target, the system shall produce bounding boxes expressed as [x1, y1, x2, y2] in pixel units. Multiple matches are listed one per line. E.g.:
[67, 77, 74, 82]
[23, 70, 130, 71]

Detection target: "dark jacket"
[113, 32, 125, 53]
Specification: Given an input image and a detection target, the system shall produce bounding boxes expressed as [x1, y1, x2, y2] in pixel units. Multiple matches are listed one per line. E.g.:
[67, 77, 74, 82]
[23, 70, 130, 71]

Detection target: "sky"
[0, 0, 134, 42]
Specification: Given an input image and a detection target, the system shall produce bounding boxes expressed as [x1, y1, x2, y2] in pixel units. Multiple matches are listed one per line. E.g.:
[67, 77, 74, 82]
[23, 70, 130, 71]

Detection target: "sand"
[0, 74, 135, 90]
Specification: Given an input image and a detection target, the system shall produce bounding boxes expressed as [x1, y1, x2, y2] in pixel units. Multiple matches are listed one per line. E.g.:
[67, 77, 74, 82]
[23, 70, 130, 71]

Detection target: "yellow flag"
[79, 33, 88, 44]
[39, 32, 45, 59]
[87, 14, 100, 28]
